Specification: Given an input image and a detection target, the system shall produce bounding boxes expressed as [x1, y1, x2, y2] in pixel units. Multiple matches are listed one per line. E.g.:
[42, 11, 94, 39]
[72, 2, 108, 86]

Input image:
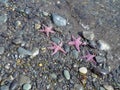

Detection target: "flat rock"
[0, 47, 5, 54]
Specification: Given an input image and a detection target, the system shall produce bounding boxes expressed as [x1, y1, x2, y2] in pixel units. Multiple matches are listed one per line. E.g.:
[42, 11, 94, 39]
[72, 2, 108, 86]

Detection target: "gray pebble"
[0, 13, 7, 24]
[74, 84, 84, 90]
[52, 13, 67, 26]
[19, 75, 31, 86]
[9, 79, 18, 90]
[82, 31, 95, 40]
[97, 40, 111, 51]
[23, 83, 31, 90]
[50, 73, 57, 79]
[100, 87, 105, 90]
[0, 0, 8, 3]
[12, 38, 23, 45]
[18, 47, 32, 56]
[63, 44, 70, 53]
[30, 47, 39, 58]
[95, 56, 106, 64]
[88, 40, 97, 48]
[104, 85, 114, 90]
[51, 37, 60, 44]
[25, 7, 31, 15]
[64, 70, 70, 80]
[0, 47, 5, 54]
[0, 85, 9, 90]
[72, 50, 79, 59]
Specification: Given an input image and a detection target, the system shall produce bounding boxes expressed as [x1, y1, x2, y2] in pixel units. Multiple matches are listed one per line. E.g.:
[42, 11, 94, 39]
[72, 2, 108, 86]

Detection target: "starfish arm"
[59, 48, 66, 54]
[68, 41, 75, 45]
[40, 29, 45, 32]
[51, 48, 59, 55]
[71, 35, 76, 40]
[75, 44, 80, 52]
[46, 32, 49, 37]
[59, 42, 63, 47]
[50, 30, 55, 33]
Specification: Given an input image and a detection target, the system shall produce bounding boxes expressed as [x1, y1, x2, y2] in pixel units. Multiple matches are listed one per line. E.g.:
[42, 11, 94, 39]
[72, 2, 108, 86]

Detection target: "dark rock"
[9, 79, 18, 90]
[95, 56, 106, 64]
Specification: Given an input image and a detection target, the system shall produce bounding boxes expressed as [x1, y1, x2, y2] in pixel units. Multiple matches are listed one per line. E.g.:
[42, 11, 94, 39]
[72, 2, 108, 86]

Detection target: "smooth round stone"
[104, 85, 114, 90]
[74, 84, 84, 90]
[12, 38, 23, 45]
[18, 47, 32, 56]
[30, 48, 39, 58]
[100, 87, 105, 90]
[23, 83, 31, 90]
[0, 85, 9, 90]
[64, 70, 70, 80]
[79, 67, 87, 74]
[0, 47, 5, 54]
[72, 50, 79, 59]
[0, 0, 8, 4]
[95, 56, 106, 63]
[97, 40, 111, 51]
[50, 73, 57, 79]
[82, 31, 95, 40]
[0, 13, 7, 24]
[25, 8, 31, 15]
[52, 13, 67, 26]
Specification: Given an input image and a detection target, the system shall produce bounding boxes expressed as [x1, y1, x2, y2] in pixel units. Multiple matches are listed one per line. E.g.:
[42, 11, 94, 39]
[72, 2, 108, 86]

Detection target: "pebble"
[42, 11, 49, 16]
[25, 7, 31, 15]
[95, 56, 106, 64]
[50, 73, 57, 79]
[88, 40, 97, 48]
[19, 75, 31, 86]
[0, 13, 7, 24]
[64, 70, 70, 80]
[82, 31, 95, 40]
[15, 20, 22, 27]
[0, 0, 8, 4]
[9, 79, 18, 90]
[79, 67, 87, 74]
[0, 47, 5, 54]
[52, 13, 67, 26]
[97, 40, 111, 51]
[12, 38, 23, 45]
[0, 85, 9, 90]
[104, 85, 114, 90]
[51, 37, 60, 44]
[100, 87, 105, 90]
[30, 47, 39, 58]
[72, 50, 79, 59]
[63, 44, 70, 53]
[74, 84, 84, 90]
[23, 83, 32, 90]
[5, 63, 10, 69]
[34, 23, 41, 30]
[18, 47, 32, 56]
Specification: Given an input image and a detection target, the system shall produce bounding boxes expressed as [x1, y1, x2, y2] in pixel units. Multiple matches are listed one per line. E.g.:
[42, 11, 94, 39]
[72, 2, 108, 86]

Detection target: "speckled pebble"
[52, 13, 67, 26]
[50, 73, 57, 79]
[23, 83, 32, 90]
[64, 70, 70, 80]
[0, 13, 7, 24]
[82, 31, 95, 40]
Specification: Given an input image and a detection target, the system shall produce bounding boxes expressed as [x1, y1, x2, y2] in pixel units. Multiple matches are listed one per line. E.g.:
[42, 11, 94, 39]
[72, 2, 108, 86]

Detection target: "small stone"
[97, 40, 111, 51]
[50, 73, 57, 79]
[0, 85, 9, 90]
[30, 47, 39, 58]
[82, 31, 95, 40]
[72, 50, 79, 59]
[18, 47, 32, 56]
[51, 37, 60, 44]
[25, 7, 31, 15]
[15, 20, 22, 27]
[0, 13, 7, 24]
[19, 75, 31, 86]
[35, 23, 41, 30]
[100, 87, 105, 90]
[52, 13, 67, 26]
[88, 40, 97, 48]
[95, 56, 106, 64]
[74, 84, 84, 90]
[42, 11, 49, 16]
[79, 67, 87, 74]
[9, 79, 18, 90]
[23, 83, 31, 90]
[64, 70, 70, 80]
[5, 63, 10, 69]
[12, 38, 23, 45]
[63, 44, 70, 53]
[104, 85, 114, 90]
[0, 0, 8, 4]
[0, 47, 5, 54]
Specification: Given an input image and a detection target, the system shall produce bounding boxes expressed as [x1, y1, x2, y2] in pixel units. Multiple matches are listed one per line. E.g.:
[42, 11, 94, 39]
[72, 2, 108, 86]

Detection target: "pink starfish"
[68, 35, 86, 52]
[48, 42, 66, 55]
[40, 24, 55, 37]
[82, 51, 96, 64]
